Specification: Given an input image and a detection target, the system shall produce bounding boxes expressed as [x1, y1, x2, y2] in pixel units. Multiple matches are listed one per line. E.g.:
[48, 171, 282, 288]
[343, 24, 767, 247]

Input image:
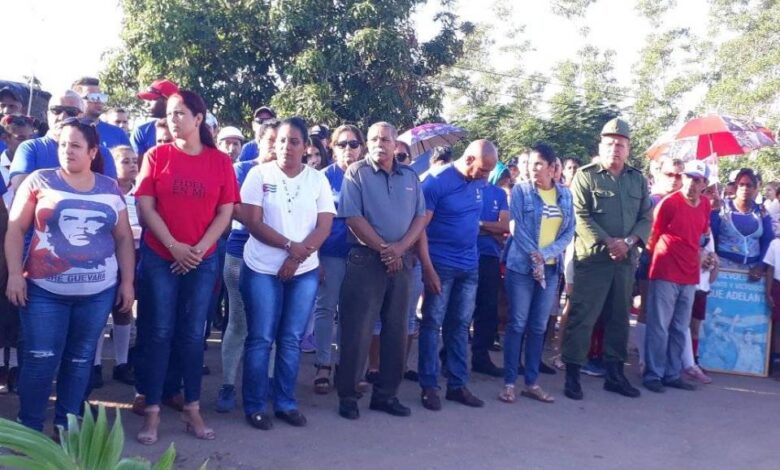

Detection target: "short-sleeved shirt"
[319, 163, 351, 258]
[96, 120, 131, 149]
[135, 143, 240, 260]
[648, 191, 711, 285]
[20, 169, 126, 296]
[338, 158, 425, 246]
[570, 162, 652, 263]
[763, 238, 780, 282]
[130, 120, 156, 161]
[241, 162, 336, 275]
[10, 135, 118, 181]
[225, 161, 257, 258]
[422, 164, 485, 270]
[238, 140, 259, 162]
[477, 184, 508, 258]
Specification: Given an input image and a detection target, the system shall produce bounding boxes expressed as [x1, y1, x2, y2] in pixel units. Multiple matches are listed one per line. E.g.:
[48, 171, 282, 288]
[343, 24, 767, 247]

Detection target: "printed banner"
[699, 269, 772, 377]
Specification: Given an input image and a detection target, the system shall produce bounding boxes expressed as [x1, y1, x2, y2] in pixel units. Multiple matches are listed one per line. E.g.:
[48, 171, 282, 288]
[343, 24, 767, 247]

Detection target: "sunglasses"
[335, 140, 361, 149]
[395, 152, 409, 161]
[1, 114, 34, 127]
[49, 106, 81, 117]
[81, 92, 109, 104]
[663, 172, 682, 180]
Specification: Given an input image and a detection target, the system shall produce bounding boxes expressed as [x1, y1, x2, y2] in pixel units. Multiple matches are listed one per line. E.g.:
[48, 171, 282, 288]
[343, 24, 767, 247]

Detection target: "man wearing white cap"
[643, 160, 712, 393]
[217, 126, 244, 161]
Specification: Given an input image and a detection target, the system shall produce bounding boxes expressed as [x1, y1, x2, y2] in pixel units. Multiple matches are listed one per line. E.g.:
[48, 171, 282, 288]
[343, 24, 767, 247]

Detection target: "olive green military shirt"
[570, 161, 652, 263]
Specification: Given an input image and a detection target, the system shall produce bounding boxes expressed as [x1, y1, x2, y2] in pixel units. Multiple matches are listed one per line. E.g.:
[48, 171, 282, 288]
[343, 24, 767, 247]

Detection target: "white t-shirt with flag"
[241, 162, 335, 276]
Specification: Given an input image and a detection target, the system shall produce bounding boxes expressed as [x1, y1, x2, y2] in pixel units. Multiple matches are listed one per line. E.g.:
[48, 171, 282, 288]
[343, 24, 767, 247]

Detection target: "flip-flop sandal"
[498, 385, 516, 403]
[521, 385, 555, 403]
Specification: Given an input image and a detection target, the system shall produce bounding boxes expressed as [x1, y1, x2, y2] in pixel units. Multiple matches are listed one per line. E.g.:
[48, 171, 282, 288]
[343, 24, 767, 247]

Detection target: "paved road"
[1, 339, 778, 470]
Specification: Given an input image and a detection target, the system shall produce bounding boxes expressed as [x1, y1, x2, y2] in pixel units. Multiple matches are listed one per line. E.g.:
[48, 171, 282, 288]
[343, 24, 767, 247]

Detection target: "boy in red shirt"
[643, 160, 711, 392]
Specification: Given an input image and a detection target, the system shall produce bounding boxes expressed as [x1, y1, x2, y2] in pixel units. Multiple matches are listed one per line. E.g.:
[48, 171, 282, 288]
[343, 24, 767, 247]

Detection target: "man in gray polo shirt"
[335, 122, 427, 420]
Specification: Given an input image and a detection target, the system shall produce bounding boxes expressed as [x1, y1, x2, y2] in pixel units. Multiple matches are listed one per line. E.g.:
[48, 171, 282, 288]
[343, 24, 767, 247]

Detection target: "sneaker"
[274, 409, 307, 427]
[216, 384, 236, 413]
[582, 358, 606, 377]
[643, 379, 665, 393]
[112, 363, 135, 385]
[683, 366, 712, 384]
[90, 365, 104, 389]
[300, 334, 317, 353]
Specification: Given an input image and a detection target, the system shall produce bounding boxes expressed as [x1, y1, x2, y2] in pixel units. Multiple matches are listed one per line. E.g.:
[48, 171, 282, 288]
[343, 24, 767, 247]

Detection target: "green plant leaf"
[63, 415, 80, 457]
[85, 405, 110, 469]
[150, 444, 176, 470]
[77, 405, 95, 467]
[99, 408, 125, 468]
[115, 457, 153, 470]
[0, 418, 76, 469]
[0, 455, 52, 470]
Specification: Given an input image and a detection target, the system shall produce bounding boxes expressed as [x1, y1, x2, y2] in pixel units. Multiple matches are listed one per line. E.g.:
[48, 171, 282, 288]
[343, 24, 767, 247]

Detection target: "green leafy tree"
[101, 0, 465, 130]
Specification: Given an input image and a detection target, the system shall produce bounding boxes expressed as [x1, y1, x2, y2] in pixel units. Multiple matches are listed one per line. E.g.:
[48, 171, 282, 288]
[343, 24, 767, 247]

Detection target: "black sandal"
[314, 364, 332, 395]
[246, 412, 273, 430]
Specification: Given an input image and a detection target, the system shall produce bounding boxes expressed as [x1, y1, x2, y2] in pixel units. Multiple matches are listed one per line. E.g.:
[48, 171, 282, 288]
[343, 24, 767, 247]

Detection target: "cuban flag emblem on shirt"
[263, 184, 277, 193]
[542, 203, 562, 219]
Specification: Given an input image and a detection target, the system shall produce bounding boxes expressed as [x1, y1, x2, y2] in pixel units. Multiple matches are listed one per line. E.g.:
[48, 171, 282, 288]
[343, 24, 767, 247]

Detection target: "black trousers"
[335, 246, 412, 402]
[471, 255, 500, 364]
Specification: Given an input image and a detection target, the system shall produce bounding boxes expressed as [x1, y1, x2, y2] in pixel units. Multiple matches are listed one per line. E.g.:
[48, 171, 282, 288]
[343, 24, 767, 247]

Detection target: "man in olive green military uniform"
[561, 118, 652, 400]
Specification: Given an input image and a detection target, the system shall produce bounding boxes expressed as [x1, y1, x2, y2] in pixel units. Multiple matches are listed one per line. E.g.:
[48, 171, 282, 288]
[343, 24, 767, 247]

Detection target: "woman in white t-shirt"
[5, 119, 135, 433]
[239, 117, 335, 430]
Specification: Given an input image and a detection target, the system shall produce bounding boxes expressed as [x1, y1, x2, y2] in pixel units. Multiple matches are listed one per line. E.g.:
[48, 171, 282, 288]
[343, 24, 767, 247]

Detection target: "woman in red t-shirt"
[134, 90, 239, 445]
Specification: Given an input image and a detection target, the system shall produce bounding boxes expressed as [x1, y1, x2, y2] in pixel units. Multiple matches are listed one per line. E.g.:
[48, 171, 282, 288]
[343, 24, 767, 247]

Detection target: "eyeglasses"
[49, 106, 81, 117]
[1, 114, 34, 127]
[663, 172, 682, 180]
[81, 92, 109, 104]
[395, 152, 409, 162]
[336, 140, 361, 149]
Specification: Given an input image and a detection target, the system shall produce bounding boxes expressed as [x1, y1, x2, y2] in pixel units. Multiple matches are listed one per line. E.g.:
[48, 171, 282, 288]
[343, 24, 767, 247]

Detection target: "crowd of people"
[0, 77, 779, 446]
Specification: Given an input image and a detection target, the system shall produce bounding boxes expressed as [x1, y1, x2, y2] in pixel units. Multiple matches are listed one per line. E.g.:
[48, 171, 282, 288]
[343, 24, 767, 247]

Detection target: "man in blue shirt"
[238, 106, 277, 162]
[131, 79, 179, 160]
[471, 180, 510, 377]
[417, 139, 498, 411]
[72, 77, 130, 150]
[11, 90, 117, 191]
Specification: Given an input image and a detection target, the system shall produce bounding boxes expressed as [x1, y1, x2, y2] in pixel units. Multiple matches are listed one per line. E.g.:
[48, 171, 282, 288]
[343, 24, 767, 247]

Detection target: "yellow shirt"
[538, 186, 562, 264]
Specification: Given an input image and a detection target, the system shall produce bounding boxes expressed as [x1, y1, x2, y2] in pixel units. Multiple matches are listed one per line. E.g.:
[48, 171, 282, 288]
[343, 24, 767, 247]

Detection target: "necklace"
[280, 176, 301, 214]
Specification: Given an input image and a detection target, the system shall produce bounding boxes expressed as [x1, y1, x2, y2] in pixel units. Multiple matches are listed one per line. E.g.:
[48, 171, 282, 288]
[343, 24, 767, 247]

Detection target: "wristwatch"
[623, 236, 636, 247]
[283, 239, 292, 251]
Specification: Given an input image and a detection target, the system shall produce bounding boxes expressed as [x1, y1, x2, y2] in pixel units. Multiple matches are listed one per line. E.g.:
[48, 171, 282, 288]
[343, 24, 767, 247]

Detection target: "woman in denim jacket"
[500, 142, 574, 403]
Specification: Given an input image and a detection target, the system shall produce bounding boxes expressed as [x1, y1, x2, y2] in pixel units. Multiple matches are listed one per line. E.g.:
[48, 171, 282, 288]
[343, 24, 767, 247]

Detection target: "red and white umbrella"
[646, 114, 776, 161]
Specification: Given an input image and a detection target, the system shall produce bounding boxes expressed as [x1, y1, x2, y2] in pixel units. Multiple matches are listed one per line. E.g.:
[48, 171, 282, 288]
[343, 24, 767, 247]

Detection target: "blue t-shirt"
[130, 120, 156, 160]
[477, 183, 508, 258]
[225, 161, 256, 258]
[319, 163, 351, 258]
[96, 120, 131, 149]
[11, 136, 118, 181]
[0, 141, 6, 154]
[238, 140, 259, 162]
[422, 164, 485, 270]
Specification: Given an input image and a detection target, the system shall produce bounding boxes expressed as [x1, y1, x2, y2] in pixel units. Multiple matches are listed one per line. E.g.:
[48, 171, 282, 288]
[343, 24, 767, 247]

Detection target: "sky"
[5, 0, 710, 117]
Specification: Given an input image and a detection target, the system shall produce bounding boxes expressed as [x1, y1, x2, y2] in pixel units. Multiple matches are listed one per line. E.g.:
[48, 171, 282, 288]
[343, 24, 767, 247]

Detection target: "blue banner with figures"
[699, 270, 772, 377]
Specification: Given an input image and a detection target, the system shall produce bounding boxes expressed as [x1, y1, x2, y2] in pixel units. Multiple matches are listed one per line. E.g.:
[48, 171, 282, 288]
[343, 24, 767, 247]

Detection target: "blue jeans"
[503, 265, 559, 386]
[418, 264, 479, 390]
[137, 246, 218, 406]
[18, 283, 115, 431]
[240, 265, 319, 415]
[644, 279, 696, 383]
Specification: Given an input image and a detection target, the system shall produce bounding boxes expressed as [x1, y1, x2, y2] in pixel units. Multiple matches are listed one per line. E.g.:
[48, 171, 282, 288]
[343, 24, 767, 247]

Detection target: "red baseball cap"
[137, 79, 179, 101]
